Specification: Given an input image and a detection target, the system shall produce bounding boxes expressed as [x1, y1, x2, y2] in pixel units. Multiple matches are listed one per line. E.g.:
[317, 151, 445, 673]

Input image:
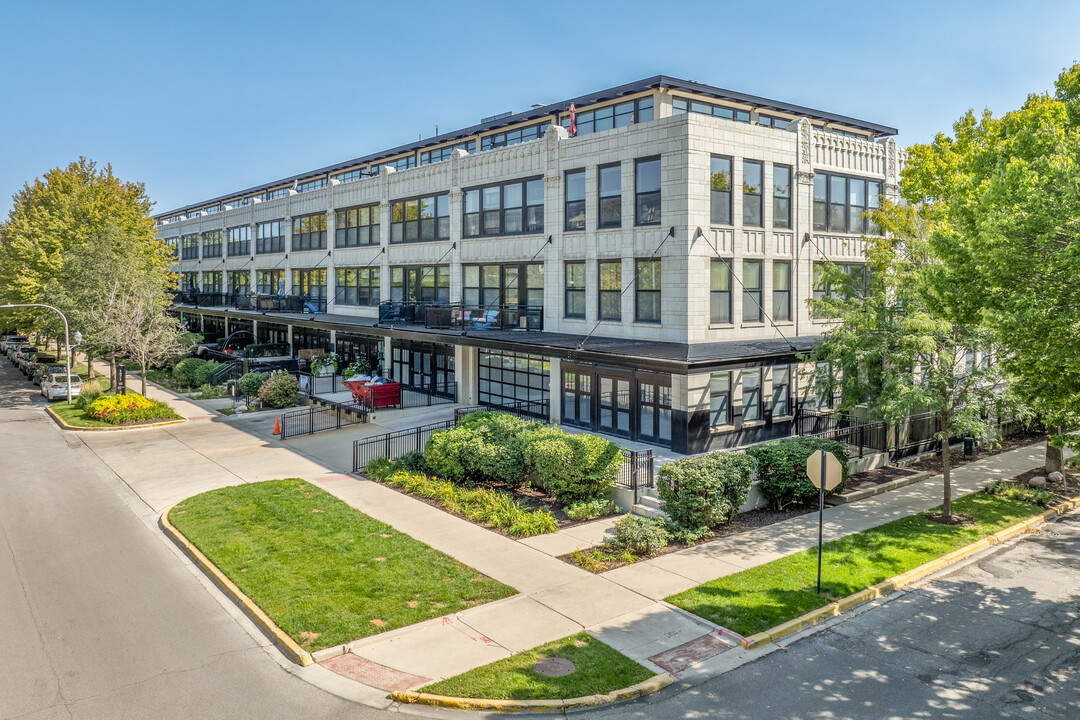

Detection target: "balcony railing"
[173, 290, 326, 314]
[378, 302, 543, 331]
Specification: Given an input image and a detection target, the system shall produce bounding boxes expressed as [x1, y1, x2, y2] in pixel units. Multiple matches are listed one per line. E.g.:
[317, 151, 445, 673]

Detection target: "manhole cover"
[533, 657, 575, 677]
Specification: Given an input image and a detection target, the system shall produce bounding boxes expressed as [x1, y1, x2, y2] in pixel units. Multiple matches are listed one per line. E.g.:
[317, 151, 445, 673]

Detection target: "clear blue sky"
[1, 0, 1077, 217]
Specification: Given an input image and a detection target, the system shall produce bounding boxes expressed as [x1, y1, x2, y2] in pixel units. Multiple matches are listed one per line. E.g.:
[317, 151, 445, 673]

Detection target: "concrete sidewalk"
[68, 374, 1051, 695]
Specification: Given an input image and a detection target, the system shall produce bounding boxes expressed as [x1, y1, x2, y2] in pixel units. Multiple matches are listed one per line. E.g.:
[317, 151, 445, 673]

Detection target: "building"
[158, 75, 904, 455]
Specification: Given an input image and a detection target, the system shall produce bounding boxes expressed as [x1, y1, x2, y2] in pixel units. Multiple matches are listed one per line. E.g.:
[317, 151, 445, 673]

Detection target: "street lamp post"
[0, 303, 82, 404]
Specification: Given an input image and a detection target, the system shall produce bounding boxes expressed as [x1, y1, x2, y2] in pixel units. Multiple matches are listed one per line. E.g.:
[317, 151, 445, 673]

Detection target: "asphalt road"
[3, 359, 1078, 720]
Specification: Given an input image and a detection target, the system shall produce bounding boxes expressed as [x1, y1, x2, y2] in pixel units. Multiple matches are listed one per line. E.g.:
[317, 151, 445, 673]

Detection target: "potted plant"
[344, 357, 373, 378]
[310, 351, 341, 377]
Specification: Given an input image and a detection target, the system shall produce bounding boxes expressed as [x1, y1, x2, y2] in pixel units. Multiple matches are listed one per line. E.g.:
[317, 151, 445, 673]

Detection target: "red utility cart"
[343, 379, 402, 409]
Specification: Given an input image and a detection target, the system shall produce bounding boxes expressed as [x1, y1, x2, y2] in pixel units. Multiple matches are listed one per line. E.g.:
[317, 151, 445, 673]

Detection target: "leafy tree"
[808, 202, 1007, 518]
[901, 64, 1080, 470]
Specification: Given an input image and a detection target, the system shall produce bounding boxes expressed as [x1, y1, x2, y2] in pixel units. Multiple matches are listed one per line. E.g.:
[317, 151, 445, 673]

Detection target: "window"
[635, 157, 661, 225]
[335, 204, 380, 247]
[334, 168, 373, 184]
[813, 361, 835, 409]
[565, 169, 585, 231]
[757, 114, 789, 129]
[391, 193, 450, 243]
[773, 165, 791, 228]
[292, 213, 327, 251]
[227, 226, 250, 257]
[565, 262, 585, 318]
[265, 188, 288, 201]
[292, 268, 327, 299]
[741, 369, 762, 422]
[560, 97, 653, 136]
[180, 272, 198, 291]
[710, 258, 732, 324]
[672, 97, 750, 123]
[635, 259, 661, 322]
[181, 234, 199, 260]
[390, 265, 450, 303]
[598, 260, 621, 321]
[296, 177, 326, 193]
[814, 262, 871, 302]
[335, 267, 380, 306]
[420, 141, 476, 165]
[773, 261, 791, 322]
[256, 220, 285, 254]
[478, 350, 549, 415]
[463, 263, 543, 309]
[772, 366, 791, 417]
[742, 260, 762, 322]
[710, 371, 731, 427]
[710, 156, 732, 225]
[201, 230, 222, 258]
[382, 155, 416, 172]
[255, 269, 284, 295]
[463, 179, 543, 237]
[743, 160, 763, 227]
[562, 370, 592, 427]
[227, 270, 250, 295]
[598, 163, 621, 228]
[165, 237, 179, 260]
[480, 122, 547, 151]
[202, 271, 222, 293]
[813, 172, 884, 234]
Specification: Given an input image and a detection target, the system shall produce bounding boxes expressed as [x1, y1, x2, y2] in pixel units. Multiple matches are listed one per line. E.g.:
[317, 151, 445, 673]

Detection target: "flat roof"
[156, 74, 898, 220]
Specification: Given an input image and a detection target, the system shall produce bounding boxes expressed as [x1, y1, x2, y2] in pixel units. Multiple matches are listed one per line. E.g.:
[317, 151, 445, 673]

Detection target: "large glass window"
[710, 371, 731, 427]
[560, 97, 653, 136]
[297, 177, 327, 193]
[391, 193, 450, 243]
[773, 165, 791, 229]
[773, 260, 791, 322]
[772, 365, 792, 417]
[420, 140, 475, 165]
[181, 234, 199, 260]
[635, 259, 661, 323]
[813, 172, 884, 234]
[256, 220, 285, 254]
[743, 160, 763, 227]
[390, 265, 450, 304]
[227, 226, 250, 257]
[463, 178, 543, 237]
[598, 260, 621, 321]
[813, 262, 870, 302]
[742, 260, 762, 322]
[672, 97, 750, 123]
[565, 262, 585, 318]
[292, 213, 327, 251]
[180, 271, 198, 291]
[710, 155, 732, 225]
[463, 263, 543, 309]
[255, 269, 284, 295]
[478, 350, 549, 416]
[562, 370, 592, 427]
[635, 157, 661, 225]
[382, 156, 416, 172]
[292, 268, 327, 299]
[202, 270, 222, 293]
[598, 163, 621, 228]
[741, 369, 762, 422]
[335, 267, 380, 306]
[335, 204, 380, 247]
[710, 258, 732, 324]
[227, 270, 250, 295]
[565, 169, 585, 231]
[480, 122, 547, 151]
[201, 230, 222, 259]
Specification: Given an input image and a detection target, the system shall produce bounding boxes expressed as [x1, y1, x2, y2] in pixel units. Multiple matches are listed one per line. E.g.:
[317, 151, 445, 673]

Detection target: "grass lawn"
[49, 400, 114, 428]
[666, 492, 1047, 637]
[168, 479, 516, 651]
[421, 632, 654, 700]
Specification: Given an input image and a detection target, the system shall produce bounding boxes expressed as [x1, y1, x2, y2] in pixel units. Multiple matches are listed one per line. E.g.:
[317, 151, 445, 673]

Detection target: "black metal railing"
[352, 420, 455, 471]
[453, 399, 550, 422]
[793, 406, 890, 459]
[424, 304, 544, 331]
[279, 399, 368, 440]
[615, 449, 655, 503]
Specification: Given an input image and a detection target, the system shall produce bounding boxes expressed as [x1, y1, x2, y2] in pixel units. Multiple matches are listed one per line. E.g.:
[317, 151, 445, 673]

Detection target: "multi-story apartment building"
[159, 75, 904, 455]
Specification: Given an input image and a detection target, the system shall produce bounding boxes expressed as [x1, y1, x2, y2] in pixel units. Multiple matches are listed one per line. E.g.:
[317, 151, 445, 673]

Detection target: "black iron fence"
[352, 420, 454, 471]
[453, 399, 550, 422]
[376, 301, 544, 331]
[793, 407, 890, 459]
[173, 290, 326, 314]
[279, 399, 367, 440]
[615, 449, 655, 496]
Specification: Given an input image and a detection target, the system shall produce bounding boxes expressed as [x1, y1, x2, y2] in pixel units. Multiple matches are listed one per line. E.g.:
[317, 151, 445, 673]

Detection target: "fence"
[352, 420, 454, 471]
[615, 449, 655, 503]
[453, 399, 550, 422]
[793, 407, 890, 459]
[279, 399, 368, 440]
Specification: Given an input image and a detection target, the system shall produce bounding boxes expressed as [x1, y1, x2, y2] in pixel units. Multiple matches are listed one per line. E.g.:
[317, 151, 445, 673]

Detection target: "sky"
[1, 0, 1077, 218]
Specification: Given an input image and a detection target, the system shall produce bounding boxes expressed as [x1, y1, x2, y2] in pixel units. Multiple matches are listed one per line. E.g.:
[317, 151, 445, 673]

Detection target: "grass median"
[666, 492, 1048, 637]
[168, 479, 516, 652]
[49, 400, 115, 428]
[421, 632, 654, 700]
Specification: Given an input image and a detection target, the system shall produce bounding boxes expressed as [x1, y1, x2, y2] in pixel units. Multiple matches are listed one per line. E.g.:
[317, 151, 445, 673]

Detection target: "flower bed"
[86, 392, 181, 425]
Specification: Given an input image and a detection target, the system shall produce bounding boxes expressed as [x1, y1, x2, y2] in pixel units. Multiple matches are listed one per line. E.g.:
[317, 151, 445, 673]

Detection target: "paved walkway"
[75, 373, 1051, 693]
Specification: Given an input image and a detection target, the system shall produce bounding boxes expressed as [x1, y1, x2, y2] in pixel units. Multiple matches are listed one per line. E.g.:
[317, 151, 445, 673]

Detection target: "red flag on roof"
[568, 103, 577, 136]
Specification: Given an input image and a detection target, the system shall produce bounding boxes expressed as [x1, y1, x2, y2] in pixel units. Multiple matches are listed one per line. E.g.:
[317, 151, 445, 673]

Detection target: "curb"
[827, 471, 932, 505]
[739, 493, 1080, 650]
[388, 673, 673, 712]
[45, 405, 186, 432]
[159, 505, 314, 667]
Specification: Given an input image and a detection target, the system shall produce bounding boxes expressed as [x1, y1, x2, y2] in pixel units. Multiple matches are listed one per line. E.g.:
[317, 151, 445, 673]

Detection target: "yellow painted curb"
[46, 405, 186, 432]
[388, 673, 673, 712]
[159, 505, 314, 667]
[741, 493, 1080, 650]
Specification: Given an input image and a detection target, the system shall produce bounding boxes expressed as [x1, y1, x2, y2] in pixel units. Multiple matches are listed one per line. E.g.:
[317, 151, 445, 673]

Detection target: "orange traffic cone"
[273, 417, 281, 435]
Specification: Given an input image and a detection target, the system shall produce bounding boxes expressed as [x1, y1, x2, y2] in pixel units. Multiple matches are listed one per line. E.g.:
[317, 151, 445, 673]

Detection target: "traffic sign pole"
[817, 450, 825, 595]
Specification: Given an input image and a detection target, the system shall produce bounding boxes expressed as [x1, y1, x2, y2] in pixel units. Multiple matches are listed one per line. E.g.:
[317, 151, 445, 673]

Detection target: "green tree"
[808, 203, 1006, 519]
[901, 64, 1080, 470]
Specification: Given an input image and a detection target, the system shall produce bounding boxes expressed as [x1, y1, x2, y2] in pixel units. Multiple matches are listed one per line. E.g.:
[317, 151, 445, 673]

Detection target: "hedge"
[745, 437, 849, 510]
[173, 357, 212, 388]
[657, 451, 756, 530]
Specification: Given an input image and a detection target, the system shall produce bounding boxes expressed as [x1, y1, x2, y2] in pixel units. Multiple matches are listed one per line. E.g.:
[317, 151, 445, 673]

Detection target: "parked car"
[17, 349, 43, 374]
[0, 334, 28, 353]
[40, 372, 82, 401]
[25, 353, 57, 378]
[12, 345, 38, 366]
[33, 364, 68, 386]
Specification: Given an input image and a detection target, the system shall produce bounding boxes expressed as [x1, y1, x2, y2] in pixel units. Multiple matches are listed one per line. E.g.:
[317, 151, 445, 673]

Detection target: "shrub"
[983, 480, 1055, 507]
[564, 497, 619, 521]
[608, 515, 669, 556]
[397, 450, 431, 476]
[257, 371, 300, 409]
[238, 371, 271, 397]
[243, 342, 291, 358]
[86, 392, 180, 425]
[525, 430, 623, 503]
[196, 383, 225, 399]
[73, 380, 104, 410]
[365, 457, 394, 482]
[746, 437, 849, 510]
[657, 451, 755, 529]
[173, 357, 212, 388]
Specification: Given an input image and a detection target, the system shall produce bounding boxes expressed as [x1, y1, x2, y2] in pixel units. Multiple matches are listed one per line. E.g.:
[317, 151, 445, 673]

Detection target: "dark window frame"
[227, 269, 250, 295]
[634, 258, 661, 323]
[226, 226, 250, 257]
[564, 261, 585, 318]
[181, 234, 199, 260]
[710, 371, 732, 427]
[741, 368, 762, 423]
[598, 260, 622, 321]
[710, 258, 732, 324]
[255, 269, 284, 295]
[773, 260, 791, 322]
[564, 169, 586, 231]
[335, 204, 381, 248]
[560, 97, 654, 136]
[463, 177, 544, 238]
[291, 268, 328, 299]
[742, 259, 763, 323]
[813, 172, 884, 235]
[291, 213, 327, 252]
[256, 220, 285, 255]
[742, 160, 763, 227]
[710, 155, 733, 225]
[391, 193, 450, 244]
[335, 267, 380, 307]
[773, 164, 791, 229]
[201, 230, 223, 259]
[634, 157, 661, 226]
[598, 162, 622, 229]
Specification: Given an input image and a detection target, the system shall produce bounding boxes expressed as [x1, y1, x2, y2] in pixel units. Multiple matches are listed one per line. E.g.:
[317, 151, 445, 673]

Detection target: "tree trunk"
[1046, 426, 1064, 473]
[109, 354, 116, 391]
[141, 360, 147, 396]
[941, 411, 952, 519]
